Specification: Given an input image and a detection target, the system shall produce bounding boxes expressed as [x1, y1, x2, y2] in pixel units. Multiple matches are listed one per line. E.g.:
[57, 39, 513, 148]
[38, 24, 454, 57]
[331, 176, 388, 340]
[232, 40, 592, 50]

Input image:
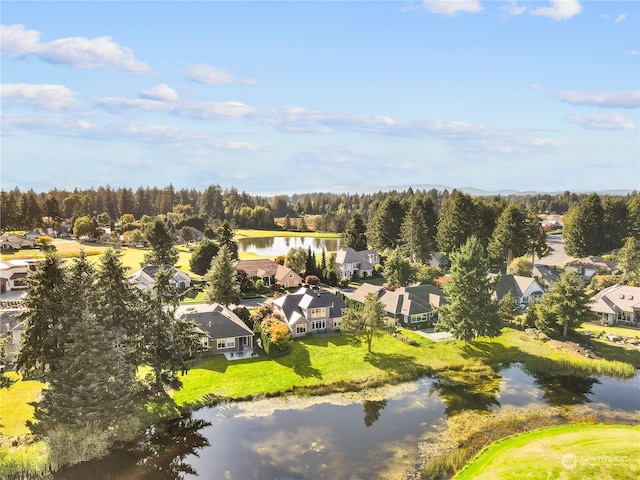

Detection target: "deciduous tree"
[340, 292, 386, 353]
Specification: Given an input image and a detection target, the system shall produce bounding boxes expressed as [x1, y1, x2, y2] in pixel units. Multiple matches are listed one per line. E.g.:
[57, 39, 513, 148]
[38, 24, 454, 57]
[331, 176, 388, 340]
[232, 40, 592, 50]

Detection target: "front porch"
[223, 348, 259, 361]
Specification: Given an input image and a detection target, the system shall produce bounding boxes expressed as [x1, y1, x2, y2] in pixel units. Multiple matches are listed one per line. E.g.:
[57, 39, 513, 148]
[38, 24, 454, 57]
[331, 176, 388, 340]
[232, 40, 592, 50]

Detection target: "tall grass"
[0, 441, 50, 480]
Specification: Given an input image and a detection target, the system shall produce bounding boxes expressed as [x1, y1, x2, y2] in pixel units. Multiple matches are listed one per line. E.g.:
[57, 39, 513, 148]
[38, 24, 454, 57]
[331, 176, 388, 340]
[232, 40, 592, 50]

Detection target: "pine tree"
[94, 245, 143, 369]
[204, 245, 242, 307]
[215, 220, 238, 260]
[436, 190, 477, 255]
[399, 198, 431, 264]
[343, 213, 368, 251]
[143, 218, 179, 266]
[367, 197, 405, 251]
[32, 311, 136, 434]
[436, 236, 501, 342]
[619, 237, 640, 285]
[534, 272, 596, 338]
[488, 203, 527, 267]
[563, 194, 605, 257]
[383, 248, 416, 288]
[16, 251, 69, 379]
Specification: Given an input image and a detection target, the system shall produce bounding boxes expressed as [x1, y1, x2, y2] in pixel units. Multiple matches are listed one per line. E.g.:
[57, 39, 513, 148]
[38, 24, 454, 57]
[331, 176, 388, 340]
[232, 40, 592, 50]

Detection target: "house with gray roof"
[176, 303, 255, 358]
[565, 256, 617, 280]
[0, 234, 35, 251]
[494, 274, 545, 309]
[589, 284, 640, 326]
[130, 265, 191, 291]
[335, 248, 379, 279]
[272, 287, 346, 337]
[349, 283, 445, 328]
[532, 264, 561, 287]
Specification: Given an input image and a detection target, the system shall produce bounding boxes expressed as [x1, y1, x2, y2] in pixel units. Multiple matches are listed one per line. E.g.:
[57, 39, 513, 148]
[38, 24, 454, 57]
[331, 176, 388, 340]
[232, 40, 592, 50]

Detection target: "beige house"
[235, 259, 302, 289]
[335, 248, 379, 279]
[589, 284, 640, 326]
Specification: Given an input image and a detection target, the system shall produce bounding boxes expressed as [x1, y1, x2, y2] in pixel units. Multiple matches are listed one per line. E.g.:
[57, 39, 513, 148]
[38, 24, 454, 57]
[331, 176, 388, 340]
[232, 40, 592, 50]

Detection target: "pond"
[53, 364, 639, 480]
[237, 236, 342, 257]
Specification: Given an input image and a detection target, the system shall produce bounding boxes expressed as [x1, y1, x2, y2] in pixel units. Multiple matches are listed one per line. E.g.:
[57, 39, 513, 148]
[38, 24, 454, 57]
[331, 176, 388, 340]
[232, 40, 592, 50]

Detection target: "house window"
[311, 319, 326, 331]
[410, 312, 434, 323]
[310, 307, 326, 318]
[296, 324, 307, 335]
[333, 318, 340, 329]
[201, 337, 209, 349]
[217, 337, 235, 349]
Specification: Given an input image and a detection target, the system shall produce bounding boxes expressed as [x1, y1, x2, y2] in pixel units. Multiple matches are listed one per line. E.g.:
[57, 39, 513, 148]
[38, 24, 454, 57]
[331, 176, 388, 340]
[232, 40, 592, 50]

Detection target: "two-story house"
[271, 287, 346, 337]
[335, 248, 379, 279]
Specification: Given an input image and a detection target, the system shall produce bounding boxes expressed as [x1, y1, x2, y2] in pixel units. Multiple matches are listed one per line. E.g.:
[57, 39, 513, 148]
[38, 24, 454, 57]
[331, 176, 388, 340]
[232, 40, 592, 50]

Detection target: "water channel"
[53, 363, 639, 480]
[237, 236, 342, 257]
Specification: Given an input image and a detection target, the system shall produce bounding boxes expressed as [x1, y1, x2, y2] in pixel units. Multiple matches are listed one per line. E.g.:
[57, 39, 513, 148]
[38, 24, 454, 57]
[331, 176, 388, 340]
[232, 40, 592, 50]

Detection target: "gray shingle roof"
[176, 303, 253, 339]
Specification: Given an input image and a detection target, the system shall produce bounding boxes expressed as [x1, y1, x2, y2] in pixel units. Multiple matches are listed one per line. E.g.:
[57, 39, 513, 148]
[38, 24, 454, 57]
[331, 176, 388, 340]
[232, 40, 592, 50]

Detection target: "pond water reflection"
[54, 364, 639, 480]
[237, 236, 342, 257]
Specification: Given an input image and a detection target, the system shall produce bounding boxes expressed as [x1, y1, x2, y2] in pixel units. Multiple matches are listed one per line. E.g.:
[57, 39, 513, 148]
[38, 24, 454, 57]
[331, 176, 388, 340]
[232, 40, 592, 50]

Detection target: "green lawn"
[577, 322, 640, 340]
[454, 424, 640, 480]
[2, 329, 637, 441]
[0, 373, 43, 438]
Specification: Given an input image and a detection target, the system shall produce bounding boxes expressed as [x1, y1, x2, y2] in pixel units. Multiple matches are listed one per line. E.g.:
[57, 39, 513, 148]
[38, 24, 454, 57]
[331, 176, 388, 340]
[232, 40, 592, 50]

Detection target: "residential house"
[428, 252, 450, 270]
[235, 259, 303, 289]
[0, 310, 23, 356]
[25, 227, 70, 240]
[0, 234, 35, 250]
[175, 303, 254, 358]
[495, 275, 545, 309]
[272, 287, 345, 337]
[589, 284, 640, 326]
[130, 265, 192, 291]
[565, 256, 617, 280]
[0, 259, 49, 293]
[335, 248, 379, 279]
[532, 264, 561, 287]
[349, 283, 446, 328]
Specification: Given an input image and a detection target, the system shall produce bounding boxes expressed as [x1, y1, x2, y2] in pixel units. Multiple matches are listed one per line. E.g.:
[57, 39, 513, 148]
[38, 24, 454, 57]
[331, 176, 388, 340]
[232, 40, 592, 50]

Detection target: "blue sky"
[1, 1, 639, 195]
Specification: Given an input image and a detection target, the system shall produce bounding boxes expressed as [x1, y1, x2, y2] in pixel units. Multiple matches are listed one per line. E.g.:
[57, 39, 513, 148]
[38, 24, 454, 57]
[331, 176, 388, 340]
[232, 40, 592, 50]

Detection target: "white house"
[565, 256, 617, 280]
[589, 284, 640, 326]
[335, 248, 379, 279]
[495, 275, 545, 309]
[0, 234, 35, 251]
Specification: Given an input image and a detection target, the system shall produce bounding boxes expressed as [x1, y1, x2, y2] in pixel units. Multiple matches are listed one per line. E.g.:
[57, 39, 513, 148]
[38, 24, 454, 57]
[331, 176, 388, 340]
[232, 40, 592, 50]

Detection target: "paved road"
[535, 235, 575, 267]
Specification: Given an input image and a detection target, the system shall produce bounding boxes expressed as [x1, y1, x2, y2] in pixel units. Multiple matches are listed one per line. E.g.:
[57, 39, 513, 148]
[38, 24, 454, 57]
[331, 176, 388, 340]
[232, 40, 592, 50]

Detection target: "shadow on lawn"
[274, 343, 322, 379]
[364, 351, 418, 375]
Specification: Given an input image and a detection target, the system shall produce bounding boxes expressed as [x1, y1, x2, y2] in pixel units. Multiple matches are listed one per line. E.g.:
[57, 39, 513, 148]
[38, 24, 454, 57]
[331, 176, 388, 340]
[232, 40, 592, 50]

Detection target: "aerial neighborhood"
[1, 185, 639, 478]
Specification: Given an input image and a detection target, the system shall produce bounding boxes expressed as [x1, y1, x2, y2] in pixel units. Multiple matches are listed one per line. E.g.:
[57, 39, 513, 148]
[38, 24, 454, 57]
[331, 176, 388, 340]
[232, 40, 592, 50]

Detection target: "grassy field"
[0, 372, 43, 438]
[454, 424, 640, 480]
[577, 322, 640, 340]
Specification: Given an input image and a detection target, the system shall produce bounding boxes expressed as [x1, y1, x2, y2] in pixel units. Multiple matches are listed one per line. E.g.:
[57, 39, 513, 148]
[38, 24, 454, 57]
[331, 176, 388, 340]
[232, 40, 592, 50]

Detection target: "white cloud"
[0, 83, 82, 111]
[173, 101, 258, 119]
[557, 90, 640, 108]
[528, 84, 544, 89]
[613, 13, 627, 24]
[567, 113, 637, 130]
[185, 64, 256, 85]
[421, 0, 483, 16]
[521, 137, 564, 147]
[499, 2, 527, 17]
[140, 84, 179, 102]
[530, 0, 582, 21]
[0, 24, 152, 74]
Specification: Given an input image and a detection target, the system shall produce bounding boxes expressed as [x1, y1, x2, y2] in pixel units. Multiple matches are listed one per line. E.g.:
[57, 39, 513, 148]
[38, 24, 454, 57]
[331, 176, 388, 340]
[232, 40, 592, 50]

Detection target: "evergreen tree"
[436, 190, 477, 255]
[32, 311, 136, 434]
[498, 290, 520, 325]
[618, 237, 640, 286]
[628, 194, 640, 239]
[204, 245, 242, 307]
[144, 218, 179, 266]
[343, 213, 368, 251]
[189, 238, 220, 276]
[340, 292, 386, 353]
[524, 207, 548, 263]
[367, 196, 405, 251]
[487, 203, 527, 267]
[602, 196, 629, 252]
[534, 272, 595, 338]
[436, 236, 501, 342]
[94, 245, 143, 369]
[283, 214, 292, 231]
[16, 251, 69, 379]
[298, 216, 308, 232]
[399, 198, 431, 263]
[215, 220, 238, 260]
[139, 268, 201, 391]
[563, 194, 605, 257]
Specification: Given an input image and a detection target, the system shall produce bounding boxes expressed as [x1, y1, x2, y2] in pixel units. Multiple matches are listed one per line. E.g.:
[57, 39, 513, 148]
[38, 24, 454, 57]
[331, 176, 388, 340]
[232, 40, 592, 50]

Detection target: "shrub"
[338, 276, 350, 288]
[305, 275, 319, 285]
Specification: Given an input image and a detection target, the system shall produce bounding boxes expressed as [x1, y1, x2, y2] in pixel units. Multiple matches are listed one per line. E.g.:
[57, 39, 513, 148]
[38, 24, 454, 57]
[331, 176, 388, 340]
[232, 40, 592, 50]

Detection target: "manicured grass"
[0, 372, 44, 438]
[577, 322, 640, 340]
[454, 424, 640, 480]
